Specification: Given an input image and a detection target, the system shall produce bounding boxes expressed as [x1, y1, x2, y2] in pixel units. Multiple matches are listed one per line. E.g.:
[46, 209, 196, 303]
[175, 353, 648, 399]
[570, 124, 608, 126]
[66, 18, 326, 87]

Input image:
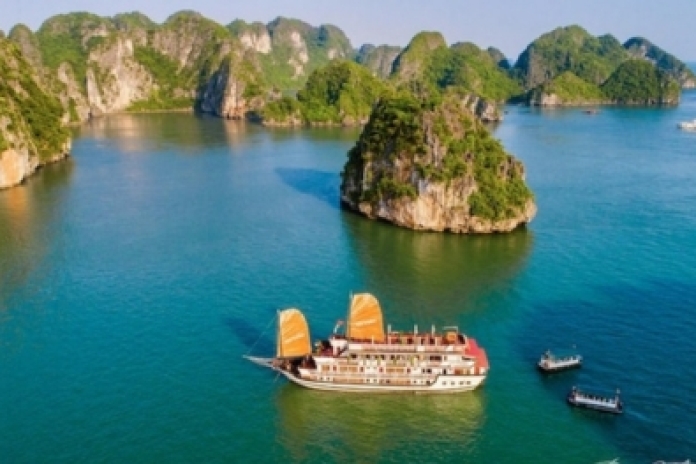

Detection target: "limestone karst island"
[1, 12, 694, 233]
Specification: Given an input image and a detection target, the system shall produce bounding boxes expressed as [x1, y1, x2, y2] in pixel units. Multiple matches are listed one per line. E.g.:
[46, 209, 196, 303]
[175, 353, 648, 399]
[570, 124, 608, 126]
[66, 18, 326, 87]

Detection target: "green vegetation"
[341, 92, 533, 220]
[355, 44, 402, 79]
[261, 96, 301, 122]
[391, 31, 447, 82]
[533, 71, 606, 103]
[601, 59, 680, 104]
[422, 42, 522, 101]
[230, 17, 353, 93]
[129, 11, 260, 111]
[513, 25, 627, 89]
[624, 37, 696, 85]
[262, 60, 388, 124]
[112, 12, 156, 31]
[0, 37, 69, 161]
[130, 46, 194, 109]
[35, 12, 113, 92]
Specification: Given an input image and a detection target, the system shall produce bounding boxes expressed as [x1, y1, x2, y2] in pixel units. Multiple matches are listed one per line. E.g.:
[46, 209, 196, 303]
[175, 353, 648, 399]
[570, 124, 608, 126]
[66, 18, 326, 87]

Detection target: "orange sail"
[276, 308, 311, 358]
[346, 293, 385, 342]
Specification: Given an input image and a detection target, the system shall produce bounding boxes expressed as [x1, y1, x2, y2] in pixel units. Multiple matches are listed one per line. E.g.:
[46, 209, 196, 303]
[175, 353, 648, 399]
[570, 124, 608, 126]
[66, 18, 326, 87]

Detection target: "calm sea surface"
[2, 87, 696, 463]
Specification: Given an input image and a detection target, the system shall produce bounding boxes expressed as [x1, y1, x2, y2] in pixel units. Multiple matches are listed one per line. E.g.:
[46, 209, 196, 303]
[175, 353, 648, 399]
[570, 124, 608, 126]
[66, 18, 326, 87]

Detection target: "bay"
[1, 87, 696, 463]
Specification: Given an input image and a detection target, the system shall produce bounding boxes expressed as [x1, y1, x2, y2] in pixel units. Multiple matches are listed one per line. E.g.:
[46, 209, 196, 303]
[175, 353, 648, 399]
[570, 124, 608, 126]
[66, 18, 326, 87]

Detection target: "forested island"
[1, 11, 694, 231]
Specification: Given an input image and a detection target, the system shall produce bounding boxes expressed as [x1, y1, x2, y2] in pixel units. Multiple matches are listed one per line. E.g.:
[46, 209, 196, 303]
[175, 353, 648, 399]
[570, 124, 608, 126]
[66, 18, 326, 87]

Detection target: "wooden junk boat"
[245, 293, 489, 393]
[538, 349, 582, 372]
[567, 386, 623, 414]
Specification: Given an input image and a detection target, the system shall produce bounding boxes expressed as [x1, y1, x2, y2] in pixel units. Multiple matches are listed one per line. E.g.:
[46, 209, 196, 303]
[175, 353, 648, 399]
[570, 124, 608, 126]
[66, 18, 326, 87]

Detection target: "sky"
[2, 0, 695, 61]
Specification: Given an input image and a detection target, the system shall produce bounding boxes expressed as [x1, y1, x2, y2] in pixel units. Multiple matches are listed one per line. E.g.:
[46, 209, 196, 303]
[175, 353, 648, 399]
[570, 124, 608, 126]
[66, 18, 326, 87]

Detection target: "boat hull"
[537, 361, 582, 372]
[567, 394, 623, 414]
[279, 370, 486, 394]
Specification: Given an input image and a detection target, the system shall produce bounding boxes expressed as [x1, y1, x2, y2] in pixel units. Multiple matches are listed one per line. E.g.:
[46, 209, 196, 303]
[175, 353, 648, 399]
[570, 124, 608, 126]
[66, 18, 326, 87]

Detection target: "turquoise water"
[2, 90, 696, 463]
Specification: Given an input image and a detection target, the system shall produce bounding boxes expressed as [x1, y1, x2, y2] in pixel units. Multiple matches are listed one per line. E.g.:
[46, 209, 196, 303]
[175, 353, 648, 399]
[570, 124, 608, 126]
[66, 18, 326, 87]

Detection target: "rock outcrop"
[512, 25, 627, 90]
[340, 93, 535, 233]
[262, 60, 388, 126]
[355, 44, 402, 79]
[390, 31, 447, 83]
[624, 37, 696, 89]
[229, 17, 353, 91]
[0, 37, 70, 189]
[5, 11, 272, 121]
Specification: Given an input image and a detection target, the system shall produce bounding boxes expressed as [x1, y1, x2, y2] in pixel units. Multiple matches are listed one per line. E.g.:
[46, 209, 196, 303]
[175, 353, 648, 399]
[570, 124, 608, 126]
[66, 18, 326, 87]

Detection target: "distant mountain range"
[1, 10, 695, 188]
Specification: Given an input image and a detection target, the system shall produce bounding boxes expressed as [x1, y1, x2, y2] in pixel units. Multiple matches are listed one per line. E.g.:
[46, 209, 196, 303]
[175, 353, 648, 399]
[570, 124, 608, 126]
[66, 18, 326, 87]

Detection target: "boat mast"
[276, 310, 281, 358]
[346, 292, 352, 339]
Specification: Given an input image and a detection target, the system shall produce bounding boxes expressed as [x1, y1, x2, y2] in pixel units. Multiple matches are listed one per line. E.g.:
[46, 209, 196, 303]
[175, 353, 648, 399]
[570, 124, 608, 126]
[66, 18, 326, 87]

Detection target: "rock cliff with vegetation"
[228, 17, 353, 93]
[386, 34, 521, 121]
[262, 60, 388, 126]
[0, 37, 70, 189]
[3, 10, 694, 190]
[6, 11, 273, 121]
[340, 92, 535, 233]
[513, 25, 690, 106]
[355, 44, 402, 79]
[623, 37, 696, 88]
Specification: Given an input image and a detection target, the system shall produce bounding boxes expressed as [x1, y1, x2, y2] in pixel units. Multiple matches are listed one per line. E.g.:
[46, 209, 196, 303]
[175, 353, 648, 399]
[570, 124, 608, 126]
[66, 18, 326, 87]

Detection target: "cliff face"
[355, 44, 402, 79]
[390, 31, 447, 83]
[229, 17, 353, 92]
[0, 37, 70, 189]
[514, 26, 694, 100]
[340, 94, 535, 233]
[624, 37, 696, 89]
[7, 11, 269, 121]
[512, 26, 627, 90]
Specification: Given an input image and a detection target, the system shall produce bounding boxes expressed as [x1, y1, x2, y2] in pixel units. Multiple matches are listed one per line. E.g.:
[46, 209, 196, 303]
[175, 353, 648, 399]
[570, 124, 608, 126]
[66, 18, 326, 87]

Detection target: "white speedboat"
[246, 293, 489, 393]
[678, 119, 696, 130]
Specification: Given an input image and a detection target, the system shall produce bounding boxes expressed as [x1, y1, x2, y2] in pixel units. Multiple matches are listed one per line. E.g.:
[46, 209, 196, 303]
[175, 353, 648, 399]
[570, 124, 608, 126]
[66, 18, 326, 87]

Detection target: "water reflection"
[264, 126, 361, 144]
[0, 161, 73, 314]
[79, 113, 239, 153]
[275, 385, 484, 462]
[344, 216, 533, 324]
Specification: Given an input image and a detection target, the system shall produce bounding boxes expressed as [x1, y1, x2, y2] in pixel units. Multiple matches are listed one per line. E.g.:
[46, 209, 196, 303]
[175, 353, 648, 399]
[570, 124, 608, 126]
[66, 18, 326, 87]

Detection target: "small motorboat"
[567, 386, 623, 414]
[538, 349, 582, 372]
[678, 119, 696, 130]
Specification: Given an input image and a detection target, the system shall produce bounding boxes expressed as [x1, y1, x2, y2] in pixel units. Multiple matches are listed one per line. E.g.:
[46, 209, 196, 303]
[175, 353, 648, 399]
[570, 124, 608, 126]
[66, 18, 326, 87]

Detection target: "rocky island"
[0, 36, 70, 189]
[1, 10, 694, 195]
[340, 91, 536, 233]
[514, 25, 691, 106]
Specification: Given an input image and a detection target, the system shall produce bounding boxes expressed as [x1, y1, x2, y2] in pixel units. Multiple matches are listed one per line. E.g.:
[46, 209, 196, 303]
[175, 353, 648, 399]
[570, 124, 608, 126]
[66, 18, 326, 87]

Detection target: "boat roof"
[465, 338, 489, 369]
[544, 348, 581, 357]
[573, 386, 620, 397]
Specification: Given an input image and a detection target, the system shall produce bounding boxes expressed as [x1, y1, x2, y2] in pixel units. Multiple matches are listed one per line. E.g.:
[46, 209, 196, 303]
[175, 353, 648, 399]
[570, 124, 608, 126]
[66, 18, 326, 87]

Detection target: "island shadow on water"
[343, 215, 534, 324]
[275, 167, 341, 210]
